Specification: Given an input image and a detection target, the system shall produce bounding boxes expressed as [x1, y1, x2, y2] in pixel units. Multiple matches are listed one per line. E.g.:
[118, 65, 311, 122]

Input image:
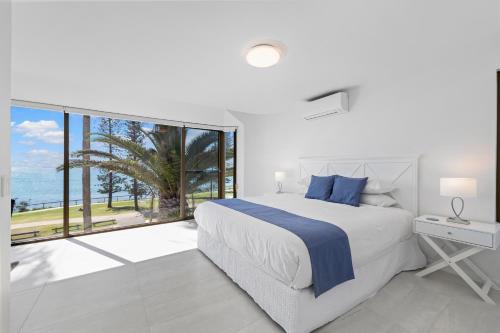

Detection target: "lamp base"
[446, 217, 471, 225]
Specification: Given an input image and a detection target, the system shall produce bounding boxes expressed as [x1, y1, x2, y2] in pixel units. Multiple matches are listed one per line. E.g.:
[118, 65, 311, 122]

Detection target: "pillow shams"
[328, 175, 368, 207]
[363, 179, 395, 194]
[305, 175, 335, 200]
[360, 193, 397, 207]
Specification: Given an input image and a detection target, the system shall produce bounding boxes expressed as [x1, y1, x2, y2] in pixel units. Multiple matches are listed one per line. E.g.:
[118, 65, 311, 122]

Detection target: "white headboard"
[298, 155, 419, 215]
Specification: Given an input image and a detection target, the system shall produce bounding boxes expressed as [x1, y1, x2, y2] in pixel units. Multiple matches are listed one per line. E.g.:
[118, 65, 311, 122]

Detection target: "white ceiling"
[11, 0, 499, 115]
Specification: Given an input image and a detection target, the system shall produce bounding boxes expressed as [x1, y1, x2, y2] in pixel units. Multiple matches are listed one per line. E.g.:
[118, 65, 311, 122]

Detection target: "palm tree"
[62, 124, 219, 222]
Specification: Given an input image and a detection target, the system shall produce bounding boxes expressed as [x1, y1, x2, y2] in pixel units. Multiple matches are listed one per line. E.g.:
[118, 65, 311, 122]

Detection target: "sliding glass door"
[10, 106, 65, 241]
[225, 131, 236, 198]
[10, 104, 237, 244]
[185, 128, 220, 216]
[66, 115, 184, 236]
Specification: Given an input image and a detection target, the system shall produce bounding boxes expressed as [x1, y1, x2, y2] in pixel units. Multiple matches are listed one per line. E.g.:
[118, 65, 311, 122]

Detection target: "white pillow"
[363, 179, 395, 194]
[360, 193, 397, 207]
[297, 175, 311, 187]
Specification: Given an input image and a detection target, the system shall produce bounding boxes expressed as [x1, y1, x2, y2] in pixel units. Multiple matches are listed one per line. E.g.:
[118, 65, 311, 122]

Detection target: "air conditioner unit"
[303, 92, 348, 120]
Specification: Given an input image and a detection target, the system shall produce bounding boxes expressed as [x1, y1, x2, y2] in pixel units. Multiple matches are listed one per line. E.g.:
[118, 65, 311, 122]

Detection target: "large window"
[185, 128, 220, 215]
[10, 104, 236, 244]
[225, 131, 236, 198]
[10, 106, 64, 241]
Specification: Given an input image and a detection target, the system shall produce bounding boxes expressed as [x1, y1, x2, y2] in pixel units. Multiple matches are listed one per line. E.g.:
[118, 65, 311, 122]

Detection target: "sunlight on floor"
[10, 221, 198, 293]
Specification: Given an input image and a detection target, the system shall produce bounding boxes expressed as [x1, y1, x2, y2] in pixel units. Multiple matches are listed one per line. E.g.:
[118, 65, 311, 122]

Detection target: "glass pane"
[185, 128, 219, 216]
[225, 131, 235, 198]
[10, 106, 64, 243]
[68, 115, 182, 235]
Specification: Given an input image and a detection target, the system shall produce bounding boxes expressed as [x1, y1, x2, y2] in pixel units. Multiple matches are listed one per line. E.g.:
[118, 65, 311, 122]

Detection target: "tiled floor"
[10, 222, 500, 333]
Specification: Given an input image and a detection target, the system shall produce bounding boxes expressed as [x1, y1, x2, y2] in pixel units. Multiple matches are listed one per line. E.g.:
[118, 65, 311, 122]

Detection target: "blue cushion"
[305, 175, 335, 200]
[328, 175, 368, 207]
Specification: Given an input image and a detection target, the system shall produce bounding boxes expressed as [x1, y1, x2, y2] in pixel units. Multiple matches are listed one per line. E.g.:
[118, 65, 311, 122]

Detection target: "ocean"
[11, 167, 130, 209]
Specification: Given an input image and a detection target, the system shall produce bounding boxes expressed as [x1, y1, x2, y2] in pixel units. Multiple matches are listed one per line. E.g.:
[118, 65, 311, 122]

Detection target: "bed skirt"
[197, 227, 426, 333]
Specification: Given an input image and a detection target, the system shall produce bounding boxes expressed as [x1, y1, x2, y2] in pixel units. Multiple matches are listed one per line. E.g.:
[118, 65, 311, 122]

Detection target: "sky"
[11, 106, 65, 171]
[11, 106, 160, 171]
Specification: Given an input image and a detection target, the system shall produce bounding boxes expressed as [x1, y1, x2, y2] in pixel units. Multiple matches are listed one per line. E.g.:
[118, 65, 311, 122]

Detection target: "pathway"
[10, 212, 144, 230]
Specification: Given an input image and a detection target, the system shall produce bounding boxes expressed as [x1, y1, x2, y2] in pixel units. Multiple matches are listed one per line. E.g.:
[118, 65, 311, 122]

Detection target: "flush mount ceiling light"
[246, 44, 282, 68]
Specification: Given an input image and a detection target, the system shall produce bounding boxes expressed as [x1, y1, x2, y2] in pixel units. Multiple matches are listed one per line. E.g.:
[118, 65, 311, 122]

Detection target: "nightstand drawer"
[415, 221, 493, 248]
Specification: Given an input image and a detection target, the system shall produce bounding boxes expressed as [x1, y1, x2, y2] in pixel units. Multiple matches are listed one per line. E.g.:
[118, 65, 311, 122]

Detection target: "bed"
[195, 156, 426, 333]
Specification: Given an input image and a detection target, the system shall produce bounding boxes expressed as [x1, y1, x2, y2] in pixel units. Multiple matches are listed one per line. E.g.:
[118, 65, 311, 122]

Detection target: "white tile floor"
[10, 221, 500, 333]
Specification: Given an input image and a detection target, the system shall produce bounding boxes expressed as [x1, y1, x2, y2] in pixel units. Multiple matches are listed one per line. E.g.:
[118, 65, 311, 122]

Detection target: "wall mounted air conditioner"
[303, 92, 348, 120]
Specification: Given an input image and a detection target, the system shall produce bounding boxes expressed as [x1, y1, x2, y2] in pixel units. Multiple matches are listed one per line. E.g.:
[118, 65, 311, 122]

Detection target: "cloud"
[18, 140, 36, 146]
[26, 149, 63, 162]
[13, 149, 63, 169]
[27, 149, 52, 156]
[10, 121, 15, 127]
[15, 120, 64, 144]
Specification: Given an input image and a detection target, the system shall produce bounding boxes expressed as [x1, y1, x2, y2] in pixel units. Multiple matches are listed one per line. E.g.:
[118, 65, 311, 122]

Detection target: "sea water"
[11, 167, 129, 208]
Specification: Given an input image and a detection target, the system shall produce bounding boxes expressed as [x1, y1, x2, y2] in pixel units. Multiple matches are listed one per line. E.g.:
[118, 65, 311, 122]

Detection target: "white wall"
[241, 2, 500, 281]
[0, 0, 11, 331]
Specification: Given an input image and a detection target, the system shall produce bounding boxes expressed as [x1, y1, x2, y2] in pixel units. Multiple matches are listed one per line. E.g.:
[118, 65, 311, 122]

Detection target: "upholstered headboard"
[298, 155, 419, 215]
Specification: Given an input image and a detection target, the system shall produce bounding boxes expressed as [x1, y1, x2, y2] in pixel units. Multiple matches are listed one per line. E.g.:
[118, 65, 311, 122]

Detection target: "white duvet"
[194, 193, 414, 290]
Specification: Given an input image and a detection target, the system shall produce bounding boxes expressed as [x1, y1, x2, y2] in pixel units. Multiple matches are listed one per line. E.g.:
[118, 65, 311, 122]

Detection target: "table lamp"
[440, 178, 477, 225]
[274, 171, 286, 194]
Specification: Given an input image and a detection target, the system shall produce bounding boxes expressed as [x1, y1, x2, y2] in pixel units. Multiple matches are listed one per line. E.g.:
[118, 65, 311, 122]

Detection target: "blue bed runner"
[213, 199, 355, 297]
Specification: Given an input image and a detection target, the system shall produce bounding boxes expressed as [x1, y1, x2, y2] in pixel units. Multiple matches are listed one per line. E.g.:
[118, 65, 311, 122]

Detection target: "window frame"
[11, 104, 237, 245]
[497, 71, 500, 222]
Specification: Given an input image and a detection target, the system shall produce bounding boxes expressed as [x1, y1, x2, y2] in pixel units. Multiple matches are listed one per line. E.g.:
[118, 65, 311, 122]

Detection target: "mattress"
[194, 193, 415, 290]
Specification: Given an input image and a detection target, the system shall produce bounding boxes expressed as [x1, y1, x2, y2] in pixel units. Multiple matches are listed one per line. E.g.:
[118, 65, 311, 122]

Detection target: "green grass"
[11, 200, 153, 224]
[11, 220, 117, 240]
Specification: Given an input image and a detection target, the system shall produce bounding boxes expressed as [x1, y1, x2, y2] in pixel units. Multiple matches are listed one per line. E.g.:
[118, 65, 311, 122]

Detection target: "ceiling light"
[246, 44, 281, 68]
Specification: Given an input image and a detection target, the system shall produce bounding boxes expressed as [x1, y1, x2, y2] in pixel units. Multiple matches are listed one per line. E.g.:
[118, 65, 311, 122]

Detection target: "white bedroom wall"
[0, 0, 11, 331]
[241, 1, 500, 281]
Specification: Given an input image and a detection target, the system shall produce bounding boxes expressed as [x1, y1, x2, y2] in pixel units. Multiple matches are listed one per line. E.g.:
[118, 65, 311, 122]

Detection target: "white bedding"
[194, 193, 415, 290]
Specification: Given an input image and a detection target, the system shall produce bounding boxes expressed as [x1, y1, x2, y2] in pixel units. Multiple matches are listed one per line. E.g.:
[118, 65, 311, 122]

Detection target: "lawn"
[11, 220, 118, 241]
[11, 200, 153, 224]
[11, 191, 220, 225]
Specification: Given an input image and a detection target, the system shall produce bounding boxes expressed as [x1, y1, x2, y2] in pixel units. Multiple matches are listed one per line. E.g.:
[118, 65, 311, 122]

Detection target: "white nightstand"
[414, 215, 500, 305]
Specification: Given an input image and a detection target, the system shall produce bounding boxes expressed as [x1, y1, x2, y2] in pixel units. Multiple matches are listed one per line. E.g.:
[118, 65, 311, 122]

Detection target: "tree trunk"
[130, 124, 139, 211]
[107, 172, 113, 208]
[82, 115, 92, 232]
[133, 178, 139, 211]
[107, 119, 113, 208]
[149, 191, 155, 223]
[158, 192, 180, 222]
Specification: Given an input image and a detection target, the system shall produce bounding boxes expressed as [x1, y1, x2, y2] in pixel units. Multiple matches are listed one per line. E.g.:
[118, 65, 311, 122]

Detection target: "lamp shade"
[440, 178, 477, 198]
[274, 171, 286, 182]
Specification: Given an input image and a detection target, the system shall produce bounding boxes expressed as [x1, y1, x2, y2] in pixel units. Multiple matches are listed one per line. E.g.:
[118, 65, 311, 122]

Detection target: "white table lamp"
[440, 178, 477, 225]
[274, 171, 286, 194]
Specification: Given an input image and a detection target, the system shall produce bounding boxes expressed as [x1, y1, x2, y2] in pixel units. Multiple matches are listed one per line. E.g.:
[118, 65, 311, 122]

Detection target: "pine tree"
[124, 121, 146, 210]
[82, 115, 92, 231]
[96, 118, 125, 208]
